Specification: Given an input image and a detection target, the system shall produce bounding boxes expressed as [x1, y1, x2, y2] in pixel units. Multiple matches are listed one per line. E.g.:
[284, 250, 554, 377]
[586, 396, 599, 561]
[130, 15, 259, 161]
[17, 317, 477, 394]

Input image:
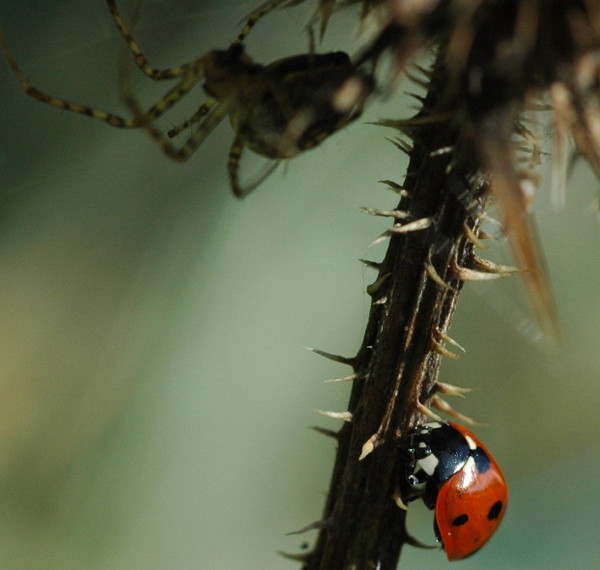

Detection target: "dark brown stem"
[301, 49, 489, 570]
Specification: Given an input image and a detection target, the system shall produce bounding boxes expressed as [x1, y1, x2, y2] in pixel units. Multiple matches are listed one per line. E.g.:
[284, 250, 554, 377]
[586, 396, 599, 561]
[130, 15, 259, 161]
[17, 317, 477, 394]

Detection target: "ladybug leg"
[404, 532, 439, 550]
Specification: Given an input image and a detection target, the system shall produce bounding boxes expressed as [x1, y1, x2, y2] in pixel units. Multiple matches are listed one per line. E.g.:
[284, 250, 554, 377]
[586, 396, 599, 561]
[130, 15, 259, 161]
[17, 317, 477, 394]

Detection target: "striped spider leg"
[1, 0, 374, 197]
[115, 0, 376, 197]
[0, 0, 288, 170]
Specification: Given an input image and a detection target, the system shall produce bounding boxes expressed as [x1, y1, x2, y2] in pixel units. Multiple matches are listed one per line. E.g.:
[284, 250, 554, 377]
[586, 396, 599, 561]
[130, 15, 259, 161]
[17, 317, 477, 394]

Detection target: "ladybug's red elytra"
[401, 421, 508, 561]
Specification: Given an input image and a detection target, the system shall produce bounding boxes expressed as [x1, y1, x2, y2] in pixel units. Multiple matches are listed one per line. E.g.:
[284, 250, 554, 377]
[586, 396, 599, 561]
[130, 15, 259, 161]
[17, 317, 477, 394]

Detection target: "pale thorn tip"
[324, 372, 363, 383]
[370, 217, 433, 246]
[431, 338, 460, 359]
[377, 179, 409, 196]
[367, 273, 391, 296]
[314, 409, 353, 422]
[417, 402, 443, 422]
[392, 489, 409, 510]
[463, 222, 488, 249]
[388, 217, 433, 233]
[359, 433, 379, 460]
[369, 231, 392, 247]
[431, 395, 480, 425]
[360, 206, 410, 219]
[451, 258, 516, 281]
[304, 347, 354, 366]
[286, 520, 326, 535]
[435, 381, 473, 397]
[471, 255, 520, 275]
[434, 329, 466, 352]
[424, 261, 458, 291]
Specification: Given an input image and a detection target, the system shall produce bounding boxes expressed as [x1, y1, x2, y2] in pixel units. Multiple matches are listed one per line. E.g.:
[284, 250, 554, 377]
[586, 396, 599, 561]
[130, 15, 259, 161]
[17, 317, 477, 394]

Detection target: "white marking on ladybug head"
[418, 452, 439, 476]
[464, 434, 477, 450]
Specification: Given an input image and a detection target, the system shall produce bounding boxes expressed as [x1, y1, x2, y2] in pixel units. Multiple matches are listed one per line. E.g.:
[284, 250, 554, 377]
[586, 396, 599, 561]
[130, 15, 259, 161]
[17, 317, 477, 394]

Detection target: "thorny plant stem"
[302, 48, 491, 570]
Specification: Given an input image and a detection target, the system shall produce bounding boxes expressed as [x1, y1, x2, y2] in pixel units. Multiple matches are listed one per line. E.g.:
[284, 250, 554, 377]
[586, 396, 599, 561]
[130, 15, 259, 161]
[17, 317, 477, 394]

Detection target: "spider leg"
[234, 0, 290, 46]
[0, 24, 137, 128]
[0, 23, 204, 130]
[228, 135, 280, 198]
[140, 67, 206, 123]
[106, 0, 200, 80]
[124, 87, 230, 161]
[167, 99, 217, 138]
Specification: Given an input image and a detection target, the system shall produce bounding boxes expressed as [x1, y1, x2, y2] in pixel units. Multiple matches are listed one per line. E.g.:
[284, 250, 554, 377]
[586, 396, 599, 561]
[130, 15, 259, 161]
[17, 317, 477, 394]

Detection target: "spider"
[0, 0, 375, 197]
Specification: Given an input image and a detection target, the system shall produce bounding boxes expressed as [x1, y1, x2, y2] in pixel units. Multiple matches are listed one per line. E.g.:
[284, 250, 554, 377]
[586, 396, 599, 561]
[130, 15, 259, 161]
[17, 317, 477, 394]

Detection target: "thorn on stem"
[314, 409, 353, 422]
[434, 329, 466, 353]
[324, 372, 364, 383]
[378, 179, 409, 196]
[416, 401, 443, 422]
[311, 426, 341, 440]
[305, 347, 355, 367]
[359, 432, 381, 460]
[359, 258, 382, 270]
[286, 520, 327, 535]
[278, 550, 310, 562]
[435, 381, 472, 397]
[431, 395, 480, 425]
[424, 259, 458, 291]
[367, 273, 391, 296]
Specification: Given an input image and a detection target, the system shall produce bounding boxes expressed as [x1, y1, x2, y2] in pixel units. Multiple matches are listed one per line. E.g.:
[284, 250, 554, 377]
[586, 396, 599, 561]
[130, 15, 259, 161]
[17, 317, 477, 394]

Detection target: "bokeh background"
[0, 1, 598, 568]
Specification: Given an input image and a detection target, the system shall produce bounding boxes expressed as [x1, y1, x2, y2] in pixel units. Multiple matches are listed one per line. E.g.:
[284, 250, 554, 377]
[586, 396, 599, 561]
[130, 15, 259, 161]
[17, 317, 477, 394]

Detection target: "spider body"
[164, 44, 374, 196]
[209, 45, 373, 159]
[0, 0, 374, 197]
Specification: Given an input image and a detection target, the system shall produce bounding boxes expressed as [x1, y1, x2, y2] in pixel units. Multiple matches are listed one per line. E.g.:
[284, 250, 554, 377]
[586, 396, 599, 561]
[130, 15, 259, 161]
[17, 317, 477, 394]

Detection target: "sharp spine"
[434, 329, 466, 352]
[378, 179, 409, 196]
[417, 402, 443, 422]
[367, 273, 391, 296]
[424, 260, 458, 291]
[431, 338, 461, 359]
[311, 426, 341, 440]
[286, 520, 327, 535]
[451, 258, 516, 281]
[305, 347, 355, 367]
[431, 395, 479, 425]
[359, 258, 382, 270]
[435, 381, 472, 397]
[314, 409, 353, 422]
[463, 222, 488, 248]
[324, 372, 363, 383]
[360, 206, 410, 219]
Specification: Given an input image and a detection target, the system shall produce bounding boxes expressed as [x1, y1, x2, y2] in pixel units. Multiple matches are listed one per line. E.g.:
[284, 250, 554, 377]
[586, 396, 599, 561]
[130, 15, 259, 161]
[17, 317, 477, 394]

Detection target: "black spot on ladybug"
[451, 514, 469, 526]
[472, 447, 492, 474]
[487, 500, 503, 520]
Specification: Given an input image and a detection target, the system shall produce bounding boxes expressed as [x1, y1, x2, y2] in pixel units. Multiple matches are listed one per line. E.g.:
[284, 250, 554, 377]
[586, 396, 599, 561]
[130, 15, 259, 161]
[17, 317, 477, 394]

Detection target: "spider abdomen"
[227, 51, 374, 160]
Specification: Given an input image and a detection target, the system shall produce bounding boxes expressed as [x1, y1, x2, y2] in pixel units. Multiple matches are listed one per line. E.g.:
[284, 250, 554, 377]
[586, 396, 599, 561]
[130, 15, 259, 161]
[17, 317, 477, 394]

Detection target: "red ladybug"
[401, 421, 508, 560]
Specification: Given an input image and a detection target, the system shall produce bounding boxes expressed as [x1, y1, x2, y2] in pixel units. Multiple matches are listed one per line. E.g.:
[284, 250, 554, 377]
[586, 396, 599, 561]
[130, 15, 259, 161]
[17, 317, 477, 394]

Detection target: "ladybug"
[400, 421, 508, 560]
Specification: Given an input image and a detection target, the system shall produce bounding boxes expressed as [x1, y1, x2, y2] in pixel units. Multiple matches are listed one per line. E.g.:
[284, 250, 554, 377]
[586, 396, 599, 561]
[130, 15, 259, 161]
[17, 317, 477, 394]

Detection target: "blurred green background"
[0, 1, 598, 568]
